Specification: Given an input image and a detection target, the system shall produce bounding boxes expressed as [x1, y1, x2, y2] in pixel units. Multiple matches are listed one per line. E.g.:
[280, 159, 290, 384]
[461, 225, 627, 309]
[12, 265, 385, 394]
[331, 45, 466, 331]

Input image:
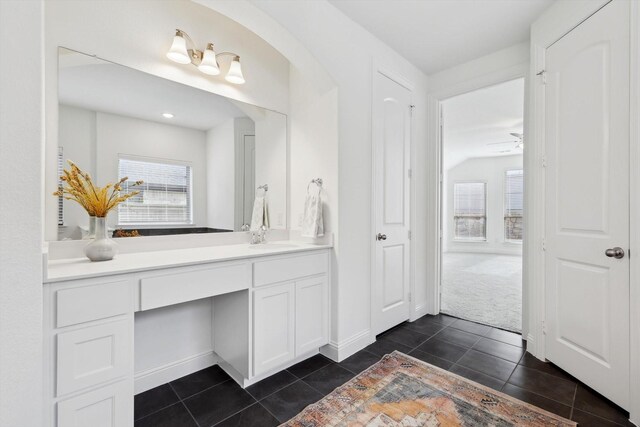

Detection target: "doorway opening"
[440, 78, 524, 333]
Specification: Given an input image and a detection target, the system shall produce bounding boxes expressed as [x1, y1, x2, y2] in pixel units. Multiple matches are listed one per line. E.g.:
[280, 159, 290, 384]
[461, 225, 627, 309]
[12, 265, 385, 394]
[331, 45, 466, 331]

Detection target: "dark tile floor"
[134, 313, 632, 426]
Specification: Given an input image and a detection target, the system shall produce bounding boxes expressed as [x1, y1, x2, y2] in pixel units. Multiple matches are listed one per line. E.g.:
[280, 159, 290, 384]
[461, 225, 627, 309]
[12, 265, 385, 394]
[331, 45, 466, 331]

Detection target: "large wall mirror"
[55, 47, 287, 240]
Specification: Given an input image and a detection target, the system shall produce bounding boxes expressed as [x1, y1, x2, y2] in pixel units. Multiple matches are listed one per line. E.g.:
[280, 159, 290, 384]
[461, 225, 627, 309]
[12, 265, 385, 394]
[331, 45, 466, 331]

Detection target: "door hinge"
[541, 155, 547, 168]
[408, 169, 412, 179]
[542, 320, 547, 335]
[408, 292, 412, 303]
[541, 237, 546, 251]
[409, 104, 415, 116]
[537, 70, 547, 85]
[408, 230, 412, 240]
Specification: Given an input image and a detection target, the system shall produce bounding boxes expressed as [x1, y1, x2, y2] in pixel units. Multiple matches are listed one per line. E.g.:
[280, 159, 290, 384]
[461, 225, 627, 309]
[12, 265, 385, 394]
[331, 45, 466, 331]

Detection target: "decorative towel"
[250, 195, 270, 231]
[301, 191, 324, 238]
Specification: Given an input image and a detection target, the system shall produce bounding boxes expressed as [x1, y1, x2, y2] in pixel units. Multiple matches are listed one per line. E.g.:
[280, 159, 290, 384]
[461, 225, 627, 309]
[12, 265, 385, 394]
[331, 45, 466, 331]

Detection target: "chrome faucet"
[250, 225, 267, 244]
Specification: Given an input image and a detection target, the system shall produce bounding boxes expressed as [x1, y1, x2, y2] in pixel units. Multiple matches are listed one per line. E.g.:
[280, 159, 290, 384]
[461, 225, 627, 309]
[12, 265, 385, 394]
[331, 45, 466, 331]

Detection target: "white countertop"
[45, 241, 332, 283]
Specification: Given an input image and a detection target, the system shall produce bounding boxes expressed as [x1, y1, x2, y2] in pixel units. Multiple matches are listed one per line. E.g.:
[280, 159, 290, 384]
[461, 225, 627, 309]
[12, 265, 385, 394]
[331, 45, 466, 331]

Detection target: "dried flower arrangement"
[114, 229, 141, 238]
[53, 160, 143, 217]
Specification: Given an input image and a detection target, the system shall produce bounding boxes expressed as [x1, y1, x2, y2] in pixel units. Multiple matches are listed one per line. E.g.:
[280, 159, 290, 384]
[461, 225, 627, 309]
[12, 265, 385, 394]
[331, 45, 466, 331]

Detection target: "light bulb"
[225, 56, 245, 84]
[166, 30, 191, 64]
[198, 43, 220, 76]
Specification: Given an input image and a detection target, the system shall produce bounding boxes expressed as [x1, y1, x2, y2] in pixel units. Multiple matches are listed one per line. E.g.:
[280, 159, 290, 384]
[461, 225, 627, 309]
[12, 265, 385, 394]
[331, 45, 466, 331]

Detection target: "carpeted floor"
[441, 252, 522, 332]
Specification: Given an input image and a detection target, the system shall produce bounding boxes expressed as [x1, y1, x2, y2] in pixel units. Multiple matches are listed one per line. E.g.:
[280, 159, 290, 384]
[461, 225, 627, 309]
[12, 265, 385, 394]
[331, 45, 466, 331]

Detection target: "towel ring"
[257, 184, 268, 194]
[307, 178, 323, 195]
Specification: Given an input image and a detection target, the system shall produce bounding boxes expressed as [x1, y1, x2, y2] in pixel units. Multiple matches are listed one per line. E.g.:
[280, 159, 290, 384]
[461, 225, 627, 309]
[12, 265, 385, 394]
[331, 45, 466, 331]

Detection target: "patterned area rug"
[282, 351, 576, 426]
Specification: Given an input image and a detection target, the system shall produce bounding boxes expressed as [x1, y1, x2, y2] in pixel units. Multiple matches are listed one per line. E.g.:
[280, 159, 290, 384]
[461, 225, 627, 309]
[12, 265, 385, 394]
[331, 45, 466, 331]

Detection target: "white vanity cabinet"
[251, 252, 330, 377]
[44, 245, 331, 427]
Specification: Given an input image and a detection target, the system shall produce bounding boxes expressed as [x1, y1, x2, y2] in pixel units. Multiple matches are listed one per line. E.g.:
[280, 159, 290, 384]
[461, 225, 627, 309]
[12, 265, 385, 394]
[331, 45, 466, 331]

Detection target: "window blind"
[453, 182, 486, 240]
[57, 147, 64, 226]
[117, 157, 192, 225]
[504, 169, 523, 241]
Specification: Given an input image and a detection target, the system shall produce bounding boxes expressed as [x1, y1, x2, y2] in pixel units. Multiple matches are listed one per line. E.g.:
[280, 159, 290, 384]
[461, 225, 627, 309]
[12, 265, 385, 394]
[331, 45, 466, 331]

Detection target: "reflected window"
[117, 157, 192, 225]
[504, 169, 523, 242]
[453, 182, 486, 241]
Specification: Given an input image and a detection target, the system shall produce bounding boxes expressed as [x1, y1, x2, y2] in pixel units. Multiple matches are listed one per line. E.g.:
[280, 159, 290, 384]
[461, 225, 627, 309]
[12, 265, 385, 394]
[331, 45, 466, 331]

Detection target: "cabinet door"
[57, 380, 132, 427]
[253, 282, 295, 376]
[57, 319, 132, 396]
[295, 275, 328, 356]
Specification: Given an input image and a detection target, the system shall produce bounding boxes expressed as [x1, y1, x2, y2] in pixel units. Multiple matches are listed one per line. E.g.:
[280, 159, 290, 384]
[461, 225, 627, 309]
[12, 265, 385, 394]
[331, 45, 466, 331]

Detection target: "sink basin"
[247, 243, 299, 250]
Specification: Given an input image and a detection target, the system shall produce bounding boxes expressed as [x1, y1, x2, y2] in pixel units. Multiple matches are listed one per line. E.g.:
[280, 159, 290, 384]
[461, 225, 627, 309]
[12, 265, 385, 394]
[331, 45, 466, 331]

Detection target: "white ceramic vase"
[84, 217, 117, 261]
[83, 216, 97, 240]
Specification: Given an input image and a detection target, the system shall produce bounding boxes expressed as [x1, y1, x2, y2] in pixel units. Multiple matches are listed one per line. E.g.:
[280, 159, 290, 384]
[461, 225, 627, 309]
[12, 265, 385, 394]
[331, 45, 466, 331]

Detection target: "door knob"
[376, 233, 387, 241]
[605, 247, 625, 259]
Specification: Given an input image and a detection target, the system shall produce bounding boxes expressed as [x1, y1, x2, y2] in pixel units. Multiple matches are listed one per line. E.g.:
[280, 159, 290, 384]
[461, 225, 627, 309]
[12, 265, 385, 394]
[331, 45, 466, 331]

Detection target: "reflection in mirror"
[56, 48, 286, 240]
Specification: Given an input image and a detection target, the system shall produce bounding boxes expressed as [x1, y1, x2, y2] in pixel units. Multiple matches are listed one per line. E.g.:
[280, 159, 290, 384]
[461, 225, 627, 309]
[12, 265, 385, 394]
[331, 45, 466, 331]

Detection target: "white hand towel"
[301, 192, 324, 238]
[250, 195, 270, 231]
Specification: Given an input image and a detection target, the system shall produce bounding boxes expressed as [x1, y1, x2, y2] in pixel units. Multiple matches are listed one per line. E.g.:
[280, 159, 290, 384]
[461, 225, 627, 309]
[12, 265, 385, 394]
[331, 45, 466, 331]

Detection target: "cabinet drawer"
[253, 252, 328, 287]
[57, 319, 132, 396]
[140, 263, 250, 311]
[57, 380, 132, 427]
[56, 279, 131, 328]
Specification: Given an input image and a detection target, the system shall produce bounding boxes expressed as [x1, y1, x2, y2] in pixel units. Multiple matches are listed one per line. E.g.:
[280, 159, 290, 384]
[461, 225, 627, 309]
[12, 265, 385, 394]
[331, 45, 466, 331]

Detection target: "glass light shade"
[198, 45, 220, 76]
[225, 57, 245, 84]
[166, 34, 191, 64]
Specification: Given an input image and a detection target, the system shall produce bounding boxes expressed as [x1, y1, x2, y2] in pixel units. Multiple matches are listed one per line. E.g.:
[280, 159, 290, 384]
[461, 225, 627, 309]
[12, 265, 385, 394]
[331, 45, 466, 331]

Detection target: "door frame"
[429, 71, 529, 336]
[370, 65, 416, 336]
[529, 0, 640, 421]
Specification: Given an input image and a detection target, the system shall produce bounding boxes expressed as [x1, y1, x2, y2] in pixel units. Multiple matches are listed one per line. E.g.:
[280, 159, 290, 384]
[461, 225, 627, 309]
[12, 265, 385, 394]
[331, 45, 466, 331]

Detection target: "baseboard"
[220, 349, 321, 388]
[134, 351, 218, 394]
[525, 333, 536, 356]
[411, 303, 429, 321]
[320, 329, 375, 362]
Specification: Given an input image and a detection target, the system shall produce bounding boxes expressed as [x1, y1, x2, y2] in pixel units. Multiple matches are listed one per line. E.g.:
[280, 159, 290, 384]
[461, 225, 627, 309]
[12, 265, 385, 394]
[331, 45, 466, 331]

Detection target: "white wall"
[44, 0, 290, 240]
[96, 112, 208, 229]
[247, 0, 430, 354]
[58, 105, 96, 239]
[443, 155, 523, 255]
[0, 1, 43, 425]
[58, 108, 209, 232]
[206, 118, 236, 229]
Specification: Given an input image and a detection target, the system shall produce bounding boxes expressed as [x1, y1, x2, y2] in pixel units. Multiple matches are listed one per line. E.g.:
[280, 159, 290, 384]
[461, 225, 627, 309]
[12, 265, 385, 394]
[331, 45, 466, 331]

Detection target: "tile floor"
[134, 313, 632, 427]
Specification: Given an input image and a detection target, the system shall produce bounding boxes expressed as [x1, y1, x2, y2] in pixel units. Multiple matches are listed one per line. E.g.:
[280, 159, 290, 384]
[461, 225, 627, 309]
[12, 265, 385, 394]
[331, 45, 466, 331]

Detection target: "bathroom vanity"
[43, 242, 331, 427]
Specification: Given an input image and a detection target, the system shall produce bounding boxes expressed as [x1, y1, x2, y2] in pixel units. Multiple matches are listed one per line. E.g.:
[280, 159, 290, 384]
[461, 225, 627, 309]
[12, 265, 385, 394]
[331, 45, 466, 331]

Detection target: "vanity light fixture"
[166, 29, 245, 84]
[162, 113, 174, 118]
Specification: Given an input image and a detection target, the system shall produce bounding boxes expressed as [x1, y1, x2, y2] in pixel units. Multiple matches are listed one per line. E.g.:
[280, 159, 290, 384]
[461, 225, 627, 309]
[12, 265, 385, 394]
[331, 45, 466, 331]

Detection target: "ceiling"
[442, 78, 524, 170]
[328, 0, 553, 75]
[58, 50, 248, 131]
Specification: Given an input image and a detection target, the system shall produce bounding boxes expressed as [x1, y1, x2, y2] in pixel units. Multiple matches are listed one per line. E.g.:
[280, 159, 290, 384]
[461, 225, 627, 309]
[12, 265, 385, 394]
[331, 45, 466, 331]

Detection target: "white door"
[545, 0, 630, 408]
[372, 71, 412, 335]
[253, 282, 295, 376]
[243, 135, 256, 227]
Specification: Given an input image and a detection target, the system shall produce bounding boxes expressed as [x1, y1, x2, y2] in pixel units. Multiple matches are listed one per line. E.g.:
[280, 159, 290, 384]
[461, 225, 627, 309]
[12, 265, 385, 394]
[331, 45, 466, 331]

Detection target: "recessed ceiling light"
[162, 113, 174, 119]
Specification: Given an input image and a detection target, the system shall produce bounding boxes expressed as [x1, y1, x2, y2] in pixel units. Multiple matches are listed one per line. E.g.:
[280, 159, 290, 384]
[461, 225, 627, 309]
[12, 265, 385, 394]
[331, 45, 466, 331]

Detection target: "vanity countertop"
[45, 241, 332, 283]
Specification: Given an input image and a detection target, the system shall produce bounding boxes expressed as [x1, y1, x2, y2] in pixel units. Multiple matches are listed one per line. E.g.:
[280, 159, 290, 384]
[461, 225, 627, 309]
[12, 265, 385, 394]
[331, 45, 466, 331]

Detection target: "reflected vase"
[84, 217, 117, 261]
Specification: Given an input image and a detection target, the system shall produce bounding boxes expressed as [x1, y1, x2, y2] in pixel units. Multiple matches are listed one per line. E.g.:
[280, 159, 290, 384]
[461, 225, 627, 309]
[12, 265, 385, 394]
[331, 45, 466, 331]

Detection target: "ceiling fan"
[486, 132, 524, 152]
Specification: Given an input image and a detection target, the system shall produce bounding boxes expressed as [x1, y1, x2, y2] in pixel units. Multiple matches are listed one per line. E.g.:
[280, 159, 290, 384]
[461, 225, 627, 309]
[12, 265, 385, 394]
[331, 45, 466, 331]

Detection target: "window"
[504, 169, 524, 241]
[117, 157, 192, 225]
[57, 147, 64, 226]
[453, 182, 486, 240]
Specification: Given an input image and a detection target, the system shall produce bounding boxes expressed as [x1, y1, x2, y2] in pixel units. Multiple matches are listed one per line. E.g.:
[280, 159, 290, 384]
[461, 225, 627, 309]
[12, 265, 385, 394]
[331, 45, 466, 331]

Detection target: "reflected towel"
[250, 195, 270, 231]
[301, 192, 324, 238]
